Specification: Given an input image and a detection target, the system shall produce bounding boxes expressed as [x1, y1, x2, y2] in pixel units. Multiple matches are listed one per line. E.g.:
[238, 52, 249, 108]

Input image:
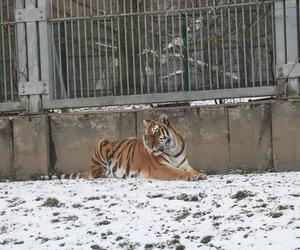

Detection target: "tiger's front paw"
[187, 172, 207, 181]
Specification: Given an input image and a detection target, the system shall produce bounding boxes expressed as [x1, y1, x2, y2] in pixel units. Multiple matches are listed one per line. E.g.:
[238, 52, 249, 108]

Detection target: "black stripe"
[174, 142, 185, 158]
[112, 164, 117, 173]
[178, 157, 187, 168]
[113, 140, 126, 153]
[158, 154, 170, 163]
[126, 160, 131, 177]
[164, 128, 170, 137]
[100, 140, 110, 148]
[126, 141, 136, 158]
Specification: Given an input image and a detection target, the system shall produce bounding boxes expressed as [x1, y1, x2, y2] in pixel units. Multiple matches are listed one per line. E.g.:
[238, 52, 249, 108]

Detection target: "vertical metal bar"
[235, 0, 240, 88]
[228, 5, 233, 88]
[185, 1, 191, 91]
[171, 0, 177, 91]
[137, 2, 143, 94]
[242, 2, 248, 87]
[257, 4, 262, 86]
[6, 0, 13, 100]
[110, 0, 116, 95]
[25, 0, 40, 112]
[1, 0, 7, 101]
[39, 0, 54, 100]
[182, 5, 190, 91]
[221, 3, 226, 88]
[83, 0, 89, 97]
[250, 5, 255, 86]
[144, 0, 150, 93]
[77, 0, 83, 98]
[213, 0, 219, 90]
[130, 0, 136, 94]
[150, 0, 156, 93]
[123, 1, 129, 95]
[274, 0, 285, 66]
[285, 0, 298, 62]
[178, 0, 184, 90]
[90, 0, 96, 97]
[192, 0, 198, 90]
[116, 1, 122, 95]
[264, 4, 269, 86]
[200, 5, 205, 90]
[16, 0, 28, 89]
[206, 0, 212, 90]
[271, 1, 276, 83]
[157, 1, 163, 92]
[51, 0, 57, 98]
[63, 0, 69, 98]
[56, 0, 63, 98]
[70, 0, 76, 98]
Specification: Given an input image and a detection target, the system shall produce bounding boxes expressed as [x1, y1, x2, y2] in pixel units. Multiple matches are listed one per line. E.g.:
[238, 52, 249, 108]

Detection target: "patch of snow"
[0, 172, 299, 249]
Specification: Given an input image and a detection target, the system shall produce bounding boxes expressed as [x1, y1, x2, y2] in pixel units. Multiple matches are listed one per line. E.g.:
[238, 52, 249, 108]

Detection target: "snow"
[0, 172, 300, 250]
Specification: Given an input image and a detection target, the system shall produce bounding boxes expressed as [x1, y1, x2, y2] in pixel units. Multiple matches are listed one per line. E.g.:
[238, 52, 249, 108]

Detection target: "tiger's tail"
[87, 139, 113, 178]
[30, 139, 113, 181]
[67, 139, 113, 179]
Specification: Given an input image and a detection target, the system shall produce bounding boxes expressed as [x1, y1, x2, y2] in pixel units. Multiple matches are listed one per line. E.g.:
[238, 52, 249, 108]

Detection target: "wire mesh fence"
[48, 0, 275, 100]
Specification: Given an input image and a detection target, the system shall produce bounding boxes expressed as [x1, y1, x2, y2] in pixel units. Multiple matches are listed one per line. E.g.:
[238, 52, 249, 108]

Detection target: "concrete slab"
[13, 115, 49, 180]
[228, 104, 273, 172]
[272, 101, 300, 171]
[0, 118, 12, 179]
[50, 112, 136, 174]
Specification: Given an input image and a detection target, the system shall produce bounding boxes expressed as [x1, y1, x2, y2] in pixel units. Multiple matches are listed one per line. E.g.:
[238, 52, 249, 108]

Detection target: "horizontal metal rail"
[43, 86, 276, 110]
[0, 101, 26, 112]
[47, 1, 275, 22]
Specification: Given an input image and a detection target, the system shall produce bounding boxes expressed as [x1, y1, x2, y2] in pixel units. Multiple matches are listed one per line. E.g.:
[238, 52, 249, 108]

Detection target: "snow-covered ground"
[0, 172, 299, 250]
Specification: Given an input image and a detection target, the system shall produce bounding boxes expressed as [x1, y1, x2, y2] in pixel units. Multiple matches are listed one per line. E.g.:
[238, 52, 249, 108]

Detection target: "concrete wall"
[0, 100, 299, 180]
[0, 118, 12, 178]
[50, 112, 136, 173]
[13, 115, 49, 180]
[272, 101, 300, 171]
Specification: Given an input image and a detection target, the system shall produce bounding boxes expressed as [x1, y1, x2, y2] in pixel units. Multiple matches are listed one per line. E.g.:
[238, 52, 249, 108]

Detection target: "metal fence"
[0, 1, 18, 103]
[0, 0, 284, 112]
[49, 0, 276, 98]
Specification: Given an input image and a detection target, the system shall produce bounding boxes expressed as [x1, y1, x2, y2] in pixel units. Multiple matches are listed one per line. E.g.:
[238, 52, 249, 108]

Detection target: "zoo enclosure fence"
[0, 0, 297, 112]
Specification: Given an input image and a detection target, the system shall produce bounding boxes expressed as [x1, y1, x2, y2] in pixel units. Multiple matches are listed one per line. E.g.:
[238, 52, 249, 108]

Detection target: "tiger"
[71, 114, 207, 181]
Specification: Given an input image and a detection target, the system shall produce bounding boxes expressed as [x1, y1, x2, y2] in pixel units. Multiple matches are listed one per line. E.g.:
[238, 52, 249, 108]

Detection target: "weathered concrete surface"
[0, 118, 12, 178]
[137, 107, 230, 173]
[228, 104, 273, 172]
[2, 100, 300, 180]
[137, 105, 273, 173]
[13, 115, 49, 180]
[50, 112, 136, 174]
[272, 101, 300, 171]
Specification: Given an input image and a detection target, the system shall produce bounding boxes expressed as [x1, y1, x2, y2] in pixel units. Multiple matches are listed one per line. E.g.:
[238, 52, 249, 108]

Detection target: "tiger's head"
[143, 114, 184, 156]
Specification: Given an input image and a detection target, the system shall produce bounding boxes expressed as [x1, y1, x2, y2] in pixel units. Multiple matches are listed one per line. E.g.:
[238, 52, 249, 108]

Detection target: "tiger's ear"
[159, 114, 170, 126]
[143, 119, 151, 127]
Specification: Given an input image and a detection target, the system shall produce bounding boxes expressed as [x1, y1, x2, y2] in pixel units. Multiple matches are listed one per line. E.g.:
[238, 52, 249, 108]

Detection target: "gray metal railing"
[0, 1, 18, 104]
[0, 0, 283, 112]
[48, 0, 276, 100]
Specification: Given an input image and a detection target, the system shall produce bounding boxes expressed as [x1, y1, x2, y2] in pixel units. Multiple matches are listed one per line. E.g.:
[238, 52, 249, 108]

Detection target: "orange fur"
[78, 114, 206, 181]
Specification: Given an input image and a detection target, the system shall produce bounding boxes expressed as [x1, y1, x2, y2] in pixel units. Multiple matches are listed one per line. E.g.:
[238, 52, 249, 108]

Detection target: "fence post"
[15, 0, 53, 112]
[275, 0, 300, 97]
[15, 0, 28, 104]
